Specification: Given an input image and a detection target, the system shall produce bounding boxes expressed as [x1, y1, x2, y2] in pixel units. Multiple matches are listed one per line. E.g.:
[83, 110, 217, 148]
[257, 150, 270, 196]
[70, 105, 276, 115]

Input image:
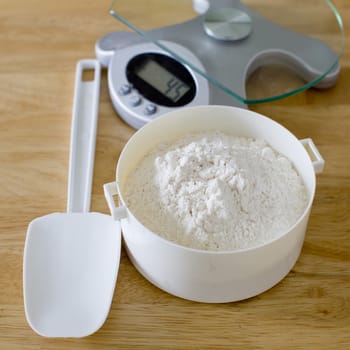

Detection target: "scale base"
[97, 1, 340, 128]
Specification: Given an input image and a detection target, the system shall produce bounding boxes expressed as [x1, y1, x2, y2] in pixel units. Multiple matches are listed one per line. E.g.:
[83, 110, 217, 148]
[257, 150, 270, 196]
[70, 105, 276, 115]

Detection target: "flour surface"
[123, 131, 308, 251]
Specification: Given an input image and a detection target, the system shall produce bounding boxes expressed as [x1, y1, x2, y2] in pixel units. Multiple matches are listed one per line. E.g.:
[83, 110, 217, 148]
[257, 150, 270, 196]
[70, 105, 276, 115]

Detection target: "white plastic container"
[104, 105, 324, 303]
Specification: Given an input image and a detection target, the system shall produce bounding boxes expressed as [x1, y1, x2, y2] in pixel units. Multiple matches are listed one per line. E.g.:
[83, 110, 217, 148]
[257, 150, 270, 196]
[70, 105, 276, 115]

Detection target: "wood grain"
[0, 1, 349, 349]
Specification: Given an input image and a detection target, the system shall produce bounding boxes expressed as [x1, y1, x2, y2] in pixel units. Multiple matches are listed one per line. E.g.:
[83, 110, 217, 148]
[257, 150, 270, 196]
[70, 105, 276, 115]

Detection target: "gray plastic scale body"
[96, 0, 340, 129]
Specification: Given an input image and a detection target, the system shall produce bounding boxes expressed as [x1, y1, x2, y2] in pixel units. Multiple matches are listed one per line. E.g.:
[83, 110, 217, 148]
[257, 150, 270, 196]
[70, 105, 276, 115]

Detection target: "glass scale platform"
[96, 0, 344, 128]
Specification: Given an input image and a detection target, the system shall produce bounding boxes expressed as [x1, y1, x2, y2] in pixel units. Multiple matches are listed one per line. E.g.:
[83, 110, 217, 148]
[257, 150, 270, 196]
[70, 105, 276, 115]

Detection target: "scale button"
[118, 84, 132, 96]
[130, 95, 142, 107]
[144, 104, 157, 116]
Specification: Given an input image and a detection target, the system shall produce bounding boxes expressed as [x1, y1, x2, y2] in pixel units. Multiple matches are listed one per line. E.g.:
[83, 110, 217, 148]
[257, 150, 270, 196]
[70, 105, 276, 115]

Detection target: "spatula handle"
[67, 59, 101, 213]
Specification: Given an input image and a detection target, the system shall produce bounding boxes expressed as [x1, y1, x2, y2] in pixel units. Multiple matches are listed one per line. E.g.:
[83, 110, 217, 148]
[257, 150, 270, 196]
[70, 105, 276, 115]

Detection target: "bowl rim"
[116, 105, 316, 254]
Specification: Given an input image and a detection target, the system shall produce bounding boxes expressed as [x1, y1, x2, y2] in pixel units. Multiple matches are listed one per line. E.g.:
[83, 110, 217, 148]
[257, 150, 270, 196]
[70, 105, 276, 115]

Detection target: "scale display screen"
[135, 59, 190, 102]
[127, 53, 196, 107]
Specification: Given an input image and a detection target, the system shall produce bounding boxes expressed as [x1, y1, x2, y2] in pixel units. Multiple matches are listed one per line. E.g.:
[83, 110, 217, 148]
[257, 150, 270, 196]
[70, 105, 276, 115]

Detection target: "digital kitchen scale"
[96, 0, 344, 129]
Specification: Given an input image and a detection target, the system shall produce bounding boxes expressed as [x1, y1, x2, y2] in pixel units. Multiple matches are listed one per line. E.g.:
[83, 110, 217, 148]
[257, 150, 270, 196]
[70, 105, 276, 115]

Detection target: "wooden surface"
[0, 1, 349, 349]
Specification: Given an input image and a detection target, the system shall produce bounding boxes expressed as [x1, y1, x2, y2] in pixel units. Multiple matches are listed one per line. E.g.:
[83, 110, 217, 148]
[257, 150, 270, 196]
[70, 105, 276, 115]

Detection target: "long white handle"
[67, 59, 101, 213]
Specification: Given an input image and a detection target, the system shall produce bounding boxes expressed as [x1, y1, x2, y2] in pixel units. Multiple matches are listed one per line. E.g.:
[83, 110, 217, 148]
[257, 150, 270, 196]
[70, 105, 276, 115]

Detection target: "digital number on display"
[136, 59, 190, 102]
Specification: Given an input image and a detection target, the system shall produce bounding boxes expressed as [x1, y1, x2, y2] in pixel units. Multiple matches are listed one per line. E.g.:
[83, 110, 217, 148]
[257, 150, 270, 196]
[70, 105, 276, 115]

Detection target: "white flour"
[123, 131, 308, 251]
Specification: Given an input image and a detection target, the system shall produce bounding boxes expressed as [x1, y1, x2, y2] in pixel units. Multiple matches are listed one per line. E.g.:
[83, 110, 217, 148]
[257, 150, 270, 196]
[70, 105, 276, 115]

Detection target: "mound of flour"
[123, 131, 308, 251]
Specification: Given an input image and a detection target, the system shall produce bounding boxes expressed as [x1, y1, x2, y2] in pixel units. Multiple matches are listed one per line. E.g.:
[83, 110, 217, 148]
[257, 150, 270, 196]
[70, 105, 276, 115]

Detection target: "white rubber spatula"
[23, 59, 121, 337]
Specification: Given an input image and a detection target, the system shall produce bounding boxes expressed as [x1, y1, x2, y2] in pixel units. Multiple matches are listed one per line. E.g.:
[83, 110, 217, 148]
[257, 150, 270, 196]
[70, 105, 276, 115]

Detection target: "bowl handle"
[103, 182, 127, 220]
[300, 138, 325, 174]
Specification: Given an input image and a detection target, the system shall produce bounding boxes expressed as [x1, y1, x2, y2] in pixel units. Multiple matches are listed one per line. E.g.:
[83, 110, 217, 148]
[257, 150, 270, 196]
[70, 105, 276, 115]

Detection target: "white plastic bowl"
[104, 105, 324, 303]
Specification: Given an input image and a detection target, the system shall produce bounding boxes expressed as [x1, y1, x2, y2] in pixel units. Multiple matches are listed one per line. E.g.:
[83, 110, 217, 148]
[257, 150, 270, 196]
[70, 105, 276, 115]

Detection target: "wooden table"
[1, 1, 349, 348]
